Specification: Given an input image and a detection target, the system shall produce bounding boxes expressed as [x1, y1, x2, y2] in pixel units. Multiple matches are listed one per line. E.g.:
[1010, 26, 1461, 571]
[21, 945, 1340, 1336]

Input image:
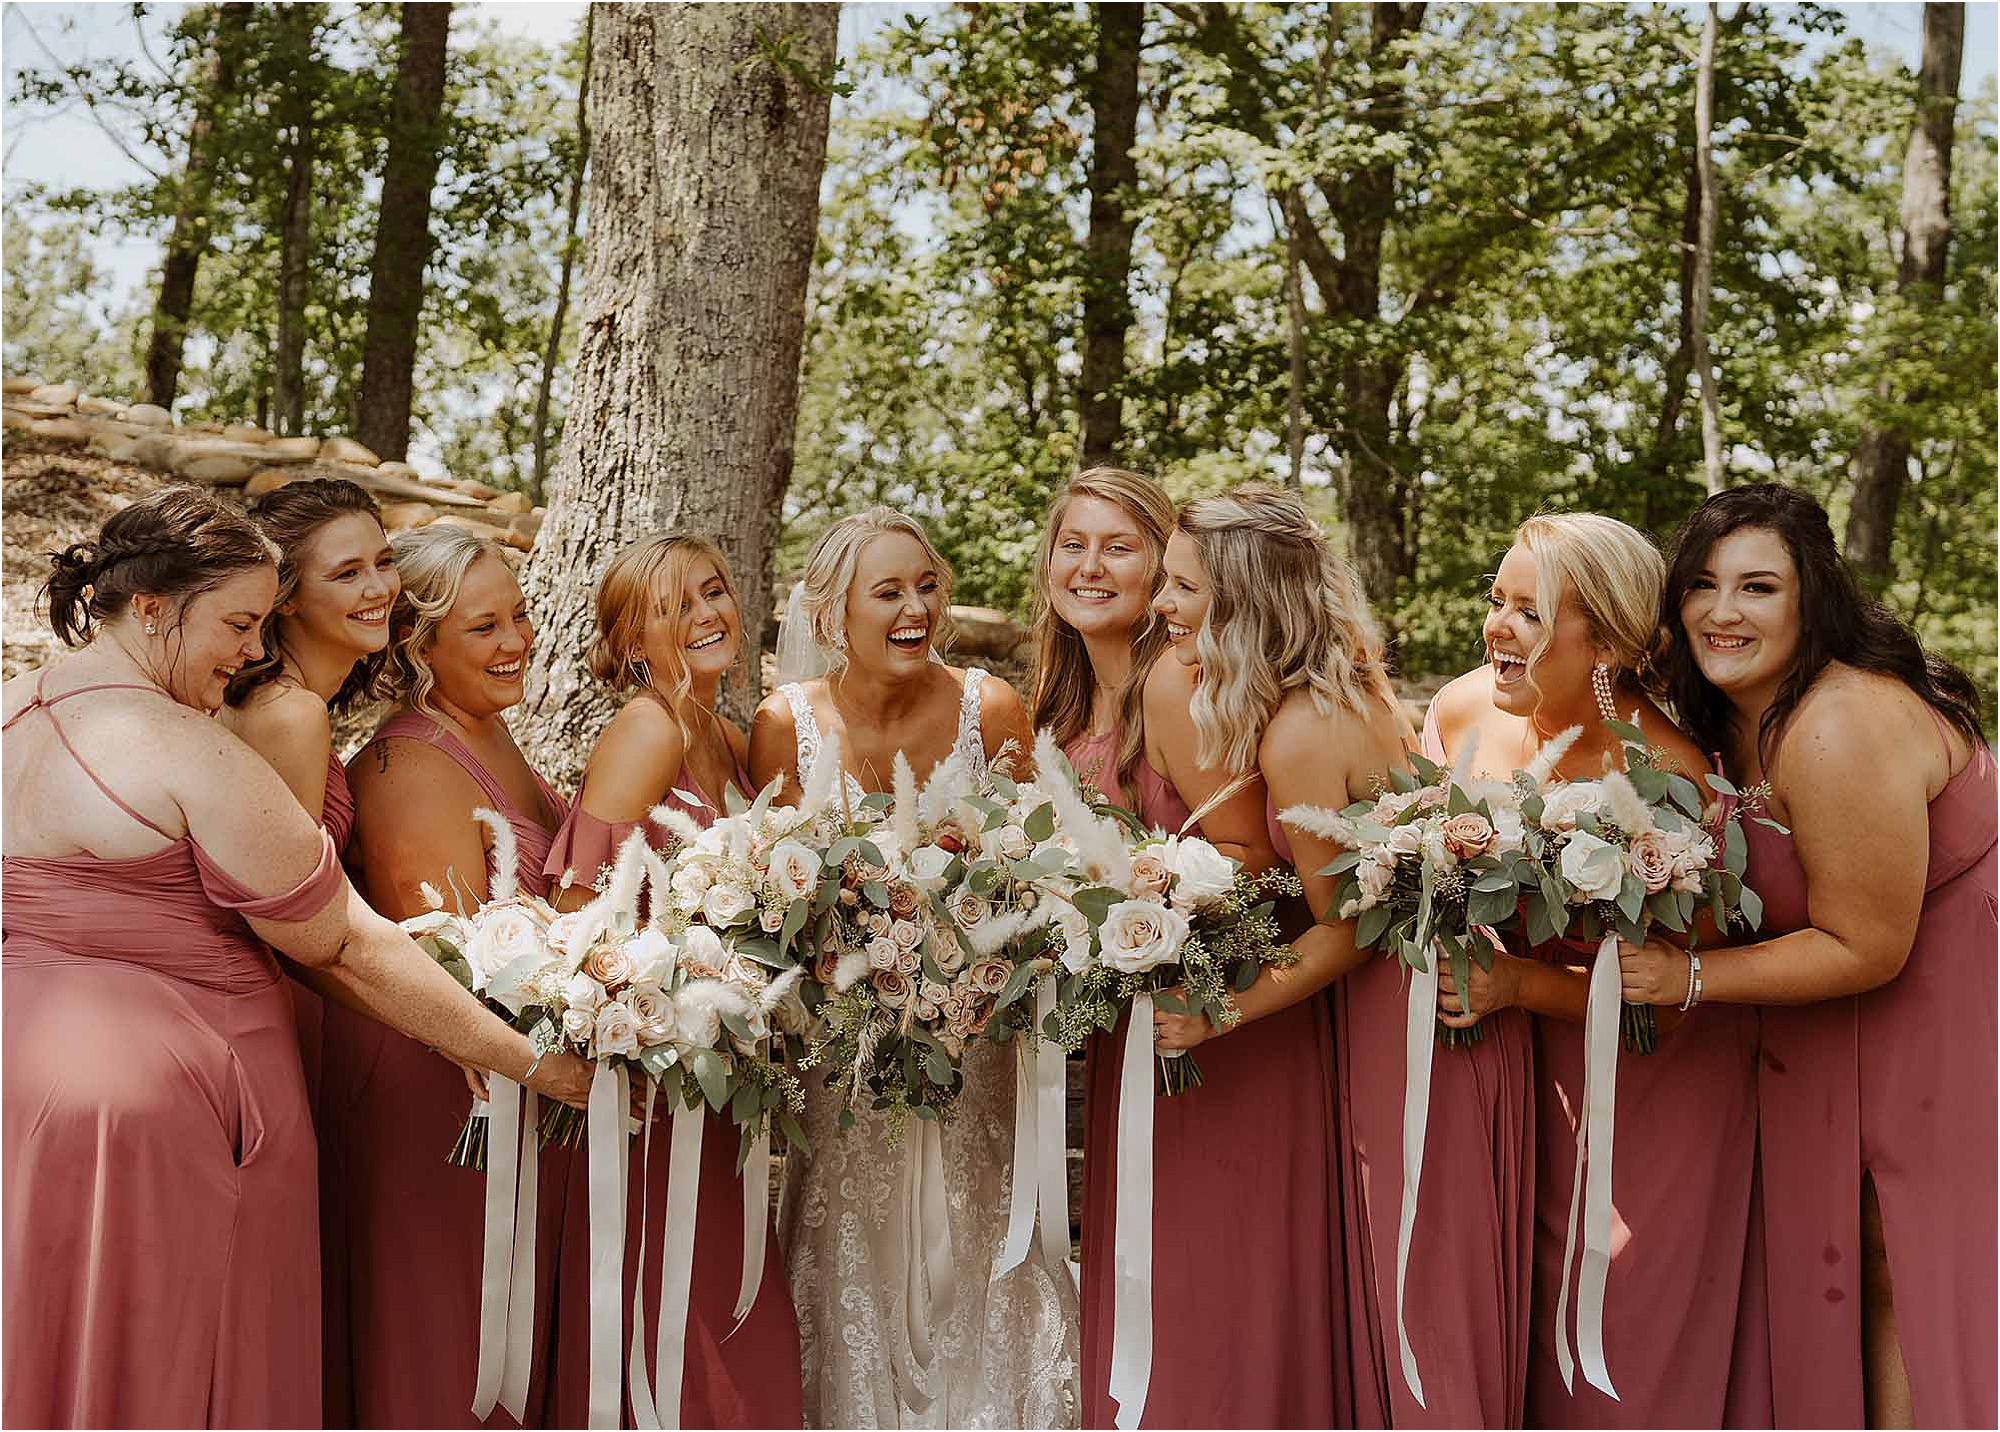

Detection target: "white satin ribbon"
[1554, 933, 1622, 1399]
[994, 975, 1074, 1288]
[587, 1062, 631, 1428]
[893, 1117, 957, 1415]
[651, 1098, 706, 1429]
[1107, 992, 1156, 1430]
[729, 1123, 771, 1333]
[627, 1082, 661, 1430]
[500, 1089, 542, 1421]
[1394, 956, 1439, 1409]
[471, 1087, 517, 1420]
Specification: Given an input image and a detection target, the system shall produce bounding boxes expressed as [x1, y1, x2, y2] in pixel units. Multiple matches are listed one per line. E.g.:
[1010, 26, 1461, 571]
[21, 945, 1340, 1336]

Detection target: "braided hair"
[43, 487, 277, 648]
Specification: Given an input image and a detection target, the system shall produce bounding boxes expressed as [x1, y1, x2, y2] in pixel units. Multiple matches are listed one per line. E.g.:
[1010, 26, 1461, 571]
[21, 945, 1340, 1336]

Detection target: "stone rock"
[243, 469, 300, 498]
[220, 422, 275, 444]
[4, 399, 75, 420]
[496, 543, 527, 573]
[121, 403, 173, 429]
[319, 436, 380, 467]
[179, 454, 263, 485]
[488, 490, 531, 515]
[946, 604, 1027, 661]
[448, 478, 502, 501]
[377, 500, 439, 533]
[92, 435, 146, 463]
[28, 383, 77, 406]
[496, 524, 535, 553]
[1, 408, 31, 432]
[185, 420, 227, 435]
[29, 417, 92, 444]
[3, 375, 44, 394]
[507, 511, 544, 544]
[419, 470, 458, 487]
[119, 432, 186, 470]
[376, 460, 419, 478]
[260, 437, 322, 462]
[333, 464, 483, 507]
[76, 396, 125, 416]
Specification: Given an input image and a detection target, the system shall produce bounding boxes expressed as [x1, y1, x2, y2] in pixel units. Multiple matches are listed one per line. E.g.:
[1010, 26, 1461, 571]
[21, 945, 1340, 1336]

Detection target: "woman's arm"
[551, 701, 686, 913]
[1141, 659, 1275, 871]
[348, 738, 495, 919]
[748, 693, 804, 806]
[974, 672, 1038, 778]
[231, 686, 333, 823]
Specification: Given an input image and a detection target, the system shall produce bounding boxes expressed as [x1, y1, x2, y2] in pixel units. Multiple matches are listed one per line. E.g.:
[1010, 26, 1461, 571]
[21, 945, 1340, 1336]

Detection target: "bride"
[749, 507, 1080, 1428]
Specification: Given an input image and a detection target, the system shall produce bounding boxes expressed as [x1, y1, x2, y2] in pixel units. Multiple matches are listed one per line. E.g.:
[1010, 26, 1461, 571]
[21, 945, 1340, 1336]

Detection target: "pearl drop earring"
[1591, 661, 1619, 725]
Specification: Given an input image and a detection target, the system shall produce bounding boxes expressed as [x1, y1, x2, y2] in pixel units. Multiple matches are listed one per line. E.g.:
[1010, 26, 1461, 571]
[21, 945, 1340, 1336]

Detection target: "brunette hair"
[1177, 483, 1394, 772]
[1660, 483, 1985, 762]
[381, 524, 510, 719]
[586, 532, 738, 748]
[1028, 467, 1176, 796]
[43, 485, 276, 648]
[226, 479, 393, 710]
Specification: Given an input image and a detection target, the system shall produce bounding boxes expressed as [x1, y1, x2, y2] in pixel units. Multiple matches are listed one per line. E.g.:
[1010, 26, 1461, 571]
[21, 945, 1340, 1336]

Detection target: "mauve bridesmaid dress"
[3, 678, 343, 1427]
[540, 762, 803, 1429]
[1746, 716, 1996, 1428]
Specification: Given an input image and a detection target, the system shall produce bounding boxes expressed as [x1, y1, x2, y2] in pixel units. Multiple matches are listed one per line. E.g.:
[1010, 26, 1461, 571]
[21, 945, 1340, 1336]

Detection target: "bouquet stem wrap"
[1107, 991, 1156, 1429]
[994, 976, 1074, 1288]
[1553, 934, 1621, 1400]
[1394, 957, 1438, 1409]
[471, 1081, 539, 1423]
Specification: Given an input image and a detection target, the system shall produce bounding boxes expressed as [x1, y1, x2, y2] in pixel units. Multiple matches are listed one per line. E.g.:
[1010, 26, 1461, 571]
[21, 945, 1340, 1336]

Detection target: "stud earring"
[145, 618, 157, 636]
[1591, 661, 1619, 725]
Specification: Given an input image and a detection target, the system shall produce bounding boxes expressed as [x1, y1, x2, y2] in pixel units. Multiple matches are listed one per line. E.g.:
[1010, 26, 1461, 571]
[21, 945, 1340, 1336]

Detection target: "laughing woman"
[221, 478, 399, 1427]
[541, 534, 801, 1428]
[1621, 484, 1995, 1428]
[1081, 483, 1410, 1428]
[328, 526, 578, 1428]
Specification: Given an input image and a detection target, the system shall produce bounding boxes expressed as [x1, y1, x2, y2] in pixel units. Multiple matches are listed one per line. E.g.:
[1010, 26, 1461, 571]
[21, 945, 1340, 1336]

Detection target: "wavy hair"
[1660, 483, 1984, 762]
[1178, 483, 1393, 773]
[1028, 467, 1176, 796]
[381, 524, 509, 719]
[587, 532, 737, 749]
[1511, 512, 1668, 718]
[795, 507, 955, 670]
[226, 479, 392, 710]
[43, 485, 275, 648]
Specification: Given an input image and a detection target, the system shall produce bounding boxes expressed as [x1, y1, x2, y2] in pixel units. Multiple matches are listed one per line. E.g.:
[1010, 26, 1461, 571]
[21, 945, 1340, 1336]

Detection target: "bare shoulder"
[1431, 665, 1494, 734]
[1142, 654, 1197, 718]
[1632, 698, 1705, 780]
[234, 682, 333, 749]
[1771, 666, 1920, 785]
[971, 666, 1028, 723]
[720, 716, 751, 769]
[348, 730, 479, 805]
[580, 697, 686, 809]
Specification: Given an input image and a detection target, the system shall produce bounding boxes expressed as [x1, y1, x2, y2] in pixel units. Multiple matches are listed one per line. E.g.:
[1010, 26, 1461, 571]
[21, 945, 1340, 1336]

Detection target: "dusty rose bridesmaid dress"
[3, 679, 343, 1427]
[1075, 743, 1349, 1429]
[321, 709, 580, 1428]
[1324, 707, 1536, 1428]
[540, 766, 803, 1429]
[1746, 718, 1996, 1428]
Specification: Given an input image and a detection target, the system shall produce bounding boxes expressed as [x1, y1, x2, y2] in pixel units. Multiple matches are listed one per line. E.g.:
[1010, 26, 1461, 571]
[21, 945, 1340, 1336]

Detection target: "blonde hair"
[384, 525, 510, 718]
[587, 532, 737, 747]
[1178, 483, 1392, 773]
[1028, 468, 1175, 796]
[795, 507, 955, 670]
[1511, 512, 1666, 712]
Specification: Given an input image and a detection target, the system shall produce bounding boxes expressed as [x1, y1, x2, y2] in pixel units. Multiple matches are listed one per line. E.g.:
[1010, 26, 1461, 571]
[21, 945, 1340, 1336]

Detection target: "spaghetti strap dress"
[3, 677, 343, 1428]
[1076, 755, 1350, 1429]
[1746, 721, 1996, 1428]
[541, 759, 803, 1428]
[320, 708, 576, 1428]
[1326, 705, 1536, 1428]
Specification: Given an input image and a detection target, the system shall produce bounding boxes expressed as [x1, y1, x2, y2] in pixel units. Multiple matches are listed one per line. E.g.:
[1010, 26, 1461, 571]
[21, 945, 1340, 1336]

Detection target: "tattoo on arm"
[373, 743, 391, 776]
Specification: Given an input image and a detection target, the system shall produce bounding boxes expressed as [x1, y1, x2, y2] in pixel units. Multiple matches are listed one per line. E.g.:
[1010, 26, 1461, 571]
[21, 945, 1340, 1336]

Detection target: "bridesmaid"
[541, 534, 802, 1427]
[221, 477, 399, 1427]
[1425, 513, 1767, 1427]
[331, 525, 578, 1428]
[1079, 482, 1405, 1428]
[1622, 483, 1995, 1428]
[2, 487, 589, 1428]
[1027, 466, 1176, 803]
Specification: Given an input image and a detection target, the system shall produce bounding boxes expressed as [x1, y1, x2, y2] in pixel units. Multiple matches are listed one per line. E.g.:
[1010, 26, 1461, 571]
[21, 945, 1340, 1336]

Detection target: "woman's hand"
[527, 1049, 595, 1110]
[1618, 935, 1692, 1007]
[1152, 988, 1219, 1052]
[1437, 949, 1524, 1029]
[450, 1055, 490, 1102]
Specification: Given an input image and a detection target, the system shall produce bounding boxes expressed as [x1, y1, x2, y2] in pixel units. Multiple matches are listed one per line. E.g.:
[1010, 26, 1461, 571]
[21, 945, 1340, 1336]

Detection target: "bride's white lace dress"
[776, 669, 1081, 1429]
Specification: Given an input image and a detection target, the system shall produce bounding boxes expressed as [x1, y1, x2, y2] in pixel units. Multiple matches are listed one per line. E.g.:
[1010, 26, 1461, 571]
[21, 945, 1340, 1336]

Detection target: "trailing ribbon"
[653, 1099, 706, 1428]
[627, 1082, 661, 1429]
[892, 1117, 957, 1415]
[1107, 991, 1156, 1430]
[587, 1062, 631, 1428]
[994, 976, 1071, 1286]
[471, 1087, 518, 1420]
[1553, 933, 1622, 1400]
[1393, 955, 1439, 1408]
[729, 1122, 771, 1333]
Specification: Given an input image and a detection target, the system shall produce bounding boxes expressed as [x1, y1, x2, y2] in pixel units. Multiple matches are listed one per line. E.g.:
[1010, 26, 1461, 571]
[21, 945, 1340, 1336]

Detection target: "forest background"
[5, 0, 1995, 730]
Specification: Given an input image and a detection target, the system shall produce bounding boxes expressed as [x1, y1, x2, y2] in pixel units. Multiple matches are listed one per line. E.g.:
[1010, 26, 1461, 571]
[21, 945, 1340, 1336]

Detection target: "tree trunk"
[1078, 1, 1142, 468]
[1844, 1, 1964, 577]
[355, 1, 453, 462]
[270, 6, 321, 437]
[532, 6, 593, 503]
[1283, 188, 1306, 488]
[519, 2, 839, 786]
[1690, 2, 1725, 495]
[143, 3, 250, 411]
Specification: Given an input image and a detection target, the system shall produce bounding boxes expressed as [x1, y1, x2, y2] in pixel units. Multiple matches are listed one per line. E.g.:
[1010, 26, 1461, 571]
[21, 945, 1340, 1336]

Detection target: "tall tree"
[142, 3, 250, 410]
[519, 2, 840, 783]
[268, 4, 325, 435]
[356, 1, 453, 461]
[1078, 2, 1142, 467]
[531, 6, 593, 502]
[1844, 2, 1966, 578]
[1691, 2, 1726, 494]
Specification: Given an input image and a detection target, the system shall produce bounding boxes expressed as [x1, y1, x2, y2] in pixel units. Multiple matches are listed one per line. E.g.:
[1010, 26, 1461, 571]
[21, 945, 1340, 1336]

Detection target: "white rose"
[949, 889, 990, 930]
[1386, 823, 1425, 857]
[982, 823, 1033, 863]
[561, 1005, 594, 1042]
[562, 972, 607, 1014]
[626, 927, 675, 984]
[906, 845, 956, 886]
[760, 906, 785, 933]
[627, 986, 677, 1045]
[543, 910, 589, 958]
[1098, 898, 1190, 975]
[890, 918, 924, 953]
[700, 882, 756, 928]
[670, 861, 711, 912]
[1539, 784, 1598, 832]
[463, 899, 550, 1008]
[1559, 831, 1626, 903]
[768, 839, 823, 902]
[1050, 902, 1093, 973]
[679, 925, 727, 973]
[1355, 852, 1395, 906]
[594, 1000, 641, 1058]
[1161, 835, 1234, 909]
[866, 936, 900, 972]
[1490, 807, 1525, 856]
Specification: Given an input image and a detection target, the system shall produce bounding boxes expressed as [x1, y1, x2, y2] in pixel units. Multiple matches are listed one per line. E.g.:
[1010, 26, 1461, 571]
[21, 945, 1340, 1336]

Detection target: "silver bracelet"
[1679, 951, 1703, 1012]
[521, 1047, 547, 1083]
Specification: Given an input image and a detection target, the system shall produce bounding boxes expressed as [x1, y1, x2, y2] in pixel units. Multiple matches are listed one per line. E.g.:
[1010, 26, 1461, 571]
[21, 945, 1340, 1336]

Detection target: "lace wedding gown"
[776, 669, 1080, 1429]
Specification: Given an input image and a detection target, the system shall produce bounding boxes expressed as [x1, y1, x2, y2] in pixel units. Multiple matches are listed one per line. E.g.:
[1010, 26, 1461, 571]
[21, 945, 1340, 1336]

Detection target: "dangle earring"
[632, 657, 653, 693]
[1592, 661, 1619, 725]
